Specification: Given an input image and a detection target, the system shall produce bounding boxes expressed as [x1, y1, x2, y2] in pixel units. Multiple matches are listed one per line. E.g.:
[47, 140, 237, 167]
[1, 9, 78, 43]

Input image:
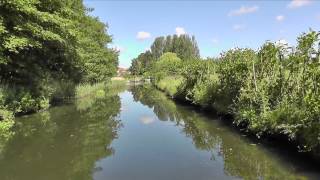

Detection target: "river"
[0, 84, 319, 180]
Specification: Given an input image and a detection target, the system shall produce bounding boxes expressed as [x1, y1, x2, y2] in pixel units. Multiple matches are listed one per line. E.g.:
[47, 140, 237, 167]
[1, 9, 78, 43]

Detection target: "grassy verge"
[147, 31, 320, 155]
[155, 76, 183, 97]
[154, 71, 320, 155]
[0, 80, 127, 151]
[76, 82, 106, 99]
[75, 80, 127, 111]
[76, 80, 127, 98]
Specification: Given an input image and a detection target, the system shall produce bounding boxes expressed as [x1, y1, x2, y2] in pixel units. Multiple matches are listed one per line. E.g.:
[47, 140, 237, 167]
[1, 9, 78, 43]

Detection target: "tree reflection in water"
[131, 84, 307, 180]
[0, 87, 123, 180]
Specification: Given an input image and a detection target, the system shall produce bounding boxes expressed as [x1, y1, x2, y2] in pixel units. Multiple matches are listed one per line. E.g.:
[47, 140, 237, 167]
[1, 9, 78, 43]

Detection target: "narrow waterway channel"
[0, 84, 319, 180]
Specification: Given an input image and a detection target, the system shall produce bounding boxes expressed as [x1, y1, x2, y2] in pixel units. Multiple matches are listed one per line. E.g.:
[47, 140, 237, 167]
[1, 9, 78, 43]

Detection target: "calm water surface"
[0, 85, 319, 180]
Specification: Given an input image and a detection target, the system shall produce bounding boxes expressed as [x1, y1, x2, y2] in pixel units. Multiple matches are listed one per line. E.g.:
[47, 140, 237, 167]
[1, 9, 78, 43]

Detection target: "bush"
[155, 76, 183, 97]
[50, 81, 76, 103]
[76, 82, 107, 99]
[0, 108, 14, 154]
[76, 80, 127, 111]
[151, 29, 320, 154]
[152, 52, 183, 80]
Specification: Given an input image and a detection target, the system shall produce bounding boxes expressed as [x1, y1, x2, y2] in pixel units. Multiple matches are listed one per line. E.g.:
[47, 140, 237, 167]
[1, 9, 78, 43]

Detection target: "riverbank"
[152, 74, 320, 159]
[131, 85, 320, 179]
[0, 80, 127, 152]
[2, 84, 319, 179]
[127, 30, 320, 156]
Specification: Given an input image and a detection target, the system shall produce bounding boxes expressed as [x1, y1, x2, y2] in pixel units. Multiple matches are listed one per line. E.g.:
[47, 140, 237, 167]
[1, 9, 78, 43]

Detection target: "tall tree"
[150, 36, 165, 59]
[0, 0, 118, 86]
[129, 50, 154, 75]
[149, 34, 200, 61]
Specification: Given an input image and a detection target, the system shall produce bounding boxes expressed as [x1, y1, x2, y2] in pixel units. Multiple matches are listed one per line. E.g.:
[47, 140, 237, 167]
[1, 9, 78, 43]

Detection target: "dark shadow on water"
[130, 84, 320, 180]
[0, 86, 124, 180]
[172, 97, 320, 174]
[1, 83, 320, 180]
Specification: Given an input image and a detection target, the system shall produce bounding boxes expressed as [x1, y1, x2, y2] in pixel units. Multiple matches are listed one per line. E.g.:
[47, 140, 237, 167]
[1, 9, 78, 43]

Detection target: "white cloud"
[212, 38, 219, 44]
[276, 15, 285, 22]
[140, 115, 155, 125]
[275, 39, 289, 48]
[136, 31, 151, 40]
[175, 27, 186, 36]
[288, 0, 312, 9]
[233, 24, 246, 31]
[112, 45, 126, 53]
[144, 47, 151, 52]
[228, 5, 259, 17]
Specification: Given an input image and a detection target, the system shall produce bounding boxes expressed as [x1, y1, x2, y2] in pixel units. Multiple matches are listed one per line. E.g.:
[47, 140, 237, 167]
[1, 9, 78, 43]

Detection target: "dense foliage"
[0, 0, 118, 142]
[131, 30, 320, 154]
[130, 34, 200, 75]
[130, 50, 154, 75]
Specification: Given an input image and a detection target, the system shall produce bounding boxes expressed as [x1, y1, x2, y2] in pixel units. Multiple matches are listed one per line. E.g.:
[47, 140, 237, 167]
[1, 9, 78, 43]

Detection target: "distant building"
[117, 67, 129, 77]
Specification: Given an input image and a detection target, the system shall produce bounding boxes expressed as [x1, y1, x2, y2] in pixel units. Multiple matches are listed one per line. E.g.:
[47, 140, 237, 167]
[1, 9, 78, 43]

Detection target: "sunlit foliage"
[135, 29, 320, 153]
[0, 0, 118, 143]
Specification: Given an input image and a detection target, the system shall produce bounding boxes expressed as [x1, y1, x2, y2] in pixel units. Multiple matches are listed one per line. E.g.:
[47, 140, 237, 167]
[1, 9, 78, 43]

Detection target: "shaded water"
[0, 84, 319, 180]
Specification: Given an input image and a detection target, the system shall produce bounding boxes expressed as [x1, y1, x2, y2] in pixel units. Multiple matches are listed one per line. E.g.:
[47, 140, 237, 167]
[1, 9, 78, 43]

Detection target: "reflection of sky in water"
[139, 115, 155, 125]
[120, 104, 128, 112]
[98, 87, 320, 180]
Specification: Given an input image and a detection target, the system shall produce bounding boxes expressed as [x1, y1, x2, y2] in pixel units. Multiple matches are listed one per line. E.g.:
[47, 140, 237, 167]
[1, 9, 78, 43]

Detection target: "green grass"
[155, 76, 183, 97]
[75, 82, 107, 99]
[75, 80, 127, 111]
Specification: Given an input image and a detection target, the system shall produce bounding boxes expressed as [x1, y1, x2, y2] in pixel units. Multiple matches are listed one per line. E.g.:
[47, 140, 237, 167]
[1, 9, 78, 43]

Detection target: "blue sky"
[84, 0, 320, 68]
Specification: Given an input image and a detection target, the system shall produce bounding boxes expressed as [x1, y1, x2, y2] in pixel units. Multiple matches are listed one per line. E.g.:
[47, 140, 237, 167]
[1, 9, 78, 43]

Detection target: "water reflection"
[130, 85, 310, 180]
[140, 115, 156, 125]
[0, 87, 123, 180]
[0, 84, 319, 180]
